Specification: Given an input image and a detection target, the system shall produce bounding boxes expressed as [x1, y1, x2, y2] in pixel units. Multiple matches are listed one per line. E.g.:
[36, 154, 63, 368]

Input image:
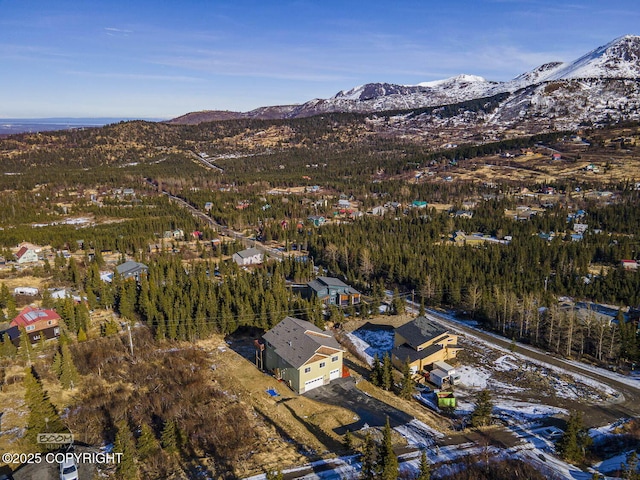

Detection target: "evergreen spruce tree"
[359, 431, 377, 480]
[18, 327, 33, 365]
[114, 420, 138, 480]
[59, 343, 80, 389]
[470, 389, 493, 428]
[621, 450, 640, 480]
[343, 430, 354, 454]
[399, 360, 414, 399]
[52, 350, 63, 377]
[23, 367, 67, 450]
[377, 417, 399, 480]
[136, 423, 160, 460]
[0, 336, 17, 358]
[381, 353, 393, 391]
[161, 419, 178, 454]
[417, 450, 431, 480]
[371, 353, 382, 386]
[391, 288, 405, 315]
[6, 297, 18, 322]
[77, 328, 87, 342]
[556, 411, 591, 463]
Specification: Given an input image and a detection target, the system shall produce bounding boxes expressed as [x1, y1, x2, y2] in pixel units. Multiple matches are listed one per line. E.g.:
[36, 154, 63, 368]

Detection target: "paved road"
[423, 308, 640, 423]
[145, 178, 290, 261]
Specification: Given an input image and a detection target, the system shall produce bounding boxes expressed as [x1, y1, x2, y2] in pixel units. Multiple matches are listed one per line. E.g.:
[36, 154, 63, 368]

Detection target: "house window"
[26, 325, 35, 332]
[332, 356, 339, 362]
[304, 367, 311, 373]
[319, 362, 326, 368]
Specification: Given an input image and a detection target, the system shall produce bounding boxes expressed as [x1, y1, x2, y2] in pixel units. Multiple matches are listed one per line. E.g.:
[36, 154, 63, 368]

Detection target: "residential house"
[262, 317, 344, 394]
[304, 276, 361, 306]
[15, 246, 39, 264]
[412, 200, 428, 209]
[621, 260, 639, 271]
[115, 261, 149, 281]
[369, 206, 387, 216]
[232, 247, 263, 266]
[9, 306, 61, 344]
[162, 229, 184, 240]
[573, 223, 588, 234]
[391, 316, 461, 374]
[454, 210, 473, 219]
[308, 215, 326, 227]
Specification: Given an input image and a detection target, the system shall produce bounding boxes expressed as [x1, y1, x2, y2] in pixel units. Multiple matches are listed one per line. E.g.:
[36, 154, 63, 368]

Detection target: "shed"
[429, 369, 450, 388]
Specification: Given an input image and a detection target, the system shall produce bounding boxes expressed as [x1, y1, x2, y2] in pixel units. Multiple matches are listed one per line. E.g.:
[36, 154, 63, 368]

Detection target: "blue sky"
[1, 0, 638, 118]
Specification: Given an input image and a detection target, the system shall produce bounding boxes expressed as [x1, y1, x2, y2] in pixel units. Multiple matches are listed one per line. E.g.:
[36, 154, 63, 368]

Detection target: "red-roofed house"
[10, 306, 61, 343]
[622, 260, 639, 271]
[15, 246, 39, 264]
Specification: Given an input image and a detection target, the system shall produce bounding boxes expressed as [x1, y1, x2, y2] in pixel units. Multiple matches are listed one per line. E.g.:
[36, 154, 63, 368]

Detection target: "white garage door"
[329, 369, 341, 380]
[304, 376, 324, 392]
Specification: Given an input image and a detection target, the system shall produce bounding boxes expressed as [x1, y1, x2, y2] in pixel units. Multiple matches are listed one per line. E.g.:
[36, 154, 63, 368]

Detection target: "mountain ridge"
[168, 35, 640, 128]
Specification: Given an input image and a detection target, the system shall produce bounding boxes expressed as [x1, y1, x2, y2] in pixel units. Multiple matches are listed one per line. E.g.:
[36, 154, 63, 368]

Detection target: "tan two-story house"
[263, 317, 344, 394]
[391, 316, 461, 374]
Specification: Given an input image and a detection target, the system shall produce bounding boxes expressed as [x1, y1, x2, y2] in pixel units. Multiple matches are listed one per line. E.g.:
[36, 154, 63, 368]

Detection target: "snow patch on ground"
[457, 365, 491, 388]
[350, 327, 394, 359]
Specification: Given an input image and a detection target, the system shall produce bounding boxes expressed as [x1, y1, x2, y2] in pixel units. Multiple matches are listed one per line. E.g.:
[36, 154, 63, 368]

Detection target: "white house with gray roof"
[232, 247, 263, 266]
[262, 317, 344, 394]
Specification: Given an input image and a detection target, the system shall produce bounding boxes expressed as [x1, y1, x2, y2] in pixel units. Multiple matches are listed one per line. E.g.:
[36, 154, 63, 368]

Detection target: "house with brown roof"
[15, 246, 39, 264]
[262, 317, 344, 394]
[391, 316, 461, 374]
[9, 306, 61, 344]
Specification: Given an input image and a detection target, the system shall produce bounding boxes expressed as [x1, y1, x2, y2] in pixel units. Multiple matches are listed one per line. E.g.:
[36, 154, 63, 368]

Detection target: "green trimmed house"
[263, 317, 344, 394]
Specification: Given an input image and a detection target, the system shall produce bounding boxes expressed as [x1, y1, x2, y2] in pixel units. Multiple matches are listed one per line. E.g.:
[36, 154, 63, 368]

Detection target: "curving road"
[422, 307, 640, 423]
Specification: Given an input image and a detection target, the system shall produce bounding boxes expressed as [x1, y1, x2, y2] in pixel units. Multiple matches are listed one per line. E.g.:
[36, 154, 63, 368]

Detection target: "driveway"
[304, 377, 412, 435]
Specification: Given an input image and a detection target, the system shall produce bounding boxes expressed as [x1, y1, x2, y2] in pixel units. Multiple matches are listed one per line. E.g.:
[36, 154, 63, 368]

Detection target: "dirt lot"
[197, 335, 360, 477]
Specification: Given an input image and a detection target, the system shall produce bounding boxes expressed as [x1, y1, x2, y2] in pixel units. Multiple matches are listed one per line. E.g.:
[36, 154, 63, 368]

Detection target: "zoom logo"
[37, 433, 74, 444]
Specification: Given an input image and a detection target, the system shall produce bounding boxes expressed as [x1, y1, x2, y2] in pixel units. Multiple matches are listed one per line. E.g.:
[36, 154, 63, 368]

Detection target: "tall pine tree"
[377, 417, 399, 480]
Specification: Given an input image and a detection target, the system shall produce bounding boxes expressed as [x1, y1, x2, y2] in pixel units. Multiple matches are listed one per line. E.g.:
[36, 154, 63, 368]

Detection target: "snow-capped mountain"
[170, 35, 640, 131]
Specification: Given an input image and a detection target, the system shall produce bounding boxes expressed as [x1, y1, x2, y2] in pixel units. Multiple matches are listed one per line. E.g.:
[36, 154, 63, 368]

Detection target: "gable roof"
[11, 306, 60, 328]
[395, 316, 449, 349]
[16, 246, 31, 260]
[263, 316, 342, 369]
[393, 342, 444, 364]
[234, 247, 262, 259]
[115, 261, 148, 276]
[307, 276, 359, 295]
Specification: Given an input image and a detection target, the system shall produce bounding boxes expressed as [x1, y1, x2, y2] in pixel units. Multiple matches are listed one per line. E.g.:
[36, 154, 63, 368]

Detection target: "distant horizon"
[1, 0, 639, 118]
[0, 117, 167, 135]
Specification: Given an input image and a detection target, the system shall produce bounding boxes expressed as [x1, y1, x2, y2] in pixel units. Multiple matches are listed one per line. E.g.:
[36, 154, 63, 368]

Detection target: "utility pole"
[127, 324, 134, 357]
